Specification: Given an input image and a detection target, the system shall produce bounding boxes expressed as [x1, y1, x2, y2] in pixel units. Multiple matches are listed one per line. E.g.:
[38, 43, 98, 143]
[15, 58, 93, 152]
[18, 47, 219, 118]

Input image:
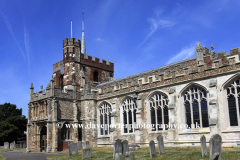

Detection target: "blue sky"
[1, 0, 240, 117]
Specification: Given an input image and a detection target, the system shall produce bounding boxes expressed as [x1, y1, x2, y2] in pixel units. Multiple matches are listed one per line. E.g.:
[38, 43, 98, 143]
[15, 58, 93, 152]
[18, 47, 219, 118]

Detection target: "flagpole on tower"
[71, 20, 72, 39]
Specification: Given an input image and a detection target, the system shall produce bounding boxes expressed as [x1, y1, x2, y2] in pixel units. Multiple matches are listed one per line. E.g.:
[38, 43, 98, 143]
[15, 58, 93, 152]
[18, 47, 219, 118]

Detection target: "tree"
[0, 103, 27, 144]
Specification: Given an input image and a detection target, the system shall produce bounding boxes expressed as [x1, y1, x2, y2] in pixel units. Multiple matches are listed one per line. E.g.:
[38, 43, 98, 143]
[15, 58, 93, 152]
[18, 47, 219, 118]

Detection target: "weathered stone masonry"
[27, 20, 240, 152]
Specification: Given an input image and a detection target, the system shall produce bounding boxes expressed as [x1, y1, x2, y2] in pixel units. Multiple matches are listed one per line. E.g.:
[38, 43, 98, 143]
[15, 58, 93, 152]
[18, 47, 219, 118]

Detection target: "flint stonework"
[68, 143, 78, 155]
[149, 140, 156, 158]
[122, 140, 129, 156]
[4, 142, 9, 149]
[82, 148, 92, 160]
[157, 135, 165, 154]
[209, 134, 222, 160]
[200, 135, 207, 157]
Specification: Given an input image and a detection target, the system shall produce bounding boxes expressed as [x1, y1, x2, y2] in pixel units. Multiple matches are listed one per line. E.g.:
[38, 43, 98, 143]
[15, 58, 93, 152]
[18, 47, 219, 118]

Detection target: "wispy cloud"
[96, 38, 104, 42]
[166, 42, 196, 65]
[24, 24, 31, 75]
[1, 11, 27, 63]
[1, 11, 31, 75]
[139, 9, 176, 47]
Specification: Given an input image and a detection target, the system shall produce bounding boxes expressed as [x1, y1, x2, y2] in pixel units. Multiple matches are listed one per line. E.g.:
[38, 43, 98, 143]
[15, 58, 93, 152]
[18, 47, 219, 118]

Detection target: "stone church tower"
[27, 12, 114, 152]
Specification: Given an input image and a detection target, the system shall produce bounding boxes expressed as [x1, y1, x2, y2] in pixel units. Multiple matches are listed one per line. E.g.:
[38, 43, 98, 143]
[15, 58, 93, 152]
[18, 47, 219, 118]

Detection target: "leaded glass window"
[99, 102, 112, 135]
[226, 79, 240, 126]
[122, 98, 137, 133]
[183, 86, 209, 128]
[149, 93, 169, 131]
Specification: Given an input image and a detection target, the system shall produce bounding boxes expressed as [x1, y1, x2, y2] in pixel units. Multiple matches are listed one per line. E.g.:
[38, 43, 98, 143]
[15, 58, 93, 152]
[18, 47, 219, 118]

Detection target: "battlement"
[53, 60, 63, 73]
[63, 37, 81, 47]
[80, 53, 114, 72]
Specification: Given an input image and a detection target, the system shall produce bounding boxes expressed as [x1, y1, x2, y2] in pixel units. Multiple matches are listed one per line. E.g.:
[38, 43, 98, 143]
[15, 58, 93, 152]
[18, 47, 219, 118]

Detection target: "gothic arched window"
[183, 86, 209, 128]
[149, 93, 169, 131]
[99, 102, 112, 135]
[122, 98, 137, 133]
[226, 79, 240, 126]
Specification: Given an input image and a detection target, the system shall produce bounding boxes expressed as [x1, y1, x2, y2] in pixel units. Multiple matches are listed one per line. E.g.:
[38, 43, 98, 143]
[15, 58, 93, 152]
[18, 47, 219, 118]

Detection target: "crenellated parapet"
[63, 37, 81, 47]
[53, 61, 63, 73]
[80, 53, 114, 72]
[96, 44, 240, 100]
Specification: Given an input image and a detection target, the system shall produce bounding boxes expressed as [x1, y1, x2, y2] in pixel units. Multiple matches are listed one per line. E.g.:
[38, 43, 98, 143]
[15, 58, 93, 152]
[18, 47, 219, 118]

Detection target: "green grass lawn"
[47, 146, 240, 160]
[0, 148, 24, 153]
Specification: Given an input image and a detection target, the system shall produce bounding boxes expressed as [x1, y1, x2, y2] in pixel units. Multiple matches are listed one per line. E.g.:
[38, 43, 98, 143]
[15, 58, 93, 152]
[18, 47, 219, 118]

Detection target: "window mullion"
[198, 90, 203, 128]
[190, 90, 194, 125]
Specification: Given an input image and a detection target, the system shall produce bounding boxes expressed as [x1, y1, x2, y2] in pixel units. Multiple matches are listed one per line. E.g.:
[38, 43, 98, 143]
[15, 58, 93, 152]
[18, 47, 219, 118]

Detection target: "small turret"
[196, 41, 204, 65]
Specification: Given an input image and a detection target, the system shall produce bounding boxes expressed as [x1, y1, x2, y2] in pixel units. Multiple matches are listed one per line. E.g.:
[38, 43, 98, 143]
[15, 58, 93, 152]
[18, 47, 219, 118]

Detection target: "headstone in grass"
[209, 134, 222, 160]
[15, 144, 19, 148]
[122, 140, 129, 156]
[68, 143, 78, 155]
[114, 153, 124, 160]
[149, 140, 156, 158]
[157, 135, 165, 154]
[126, 152, 136, 160]
[10, 143, 15, 149]
[23, 143, 26, 148]
[113, 139, 123, 158]
[85, 141, 90, 148]
[4, 142, 9, 149]
[200, 135, 207, 157]
[82, 148, 92, 160]
[78, 141, 82, 149]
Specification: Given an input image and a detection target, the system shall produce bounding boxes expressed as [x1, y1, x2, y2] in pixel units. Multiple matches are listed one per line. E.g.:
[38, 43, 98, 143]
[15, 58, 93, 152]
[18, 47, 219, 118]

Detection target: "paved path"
[0, 149, 62, 160]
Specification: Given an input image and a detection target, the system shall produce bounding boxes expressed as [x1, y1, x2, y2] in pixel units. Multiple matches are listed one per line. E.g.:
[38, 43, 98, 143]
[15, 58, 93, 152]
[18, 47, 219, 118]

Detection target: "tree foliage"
[0, 103, 27, 144]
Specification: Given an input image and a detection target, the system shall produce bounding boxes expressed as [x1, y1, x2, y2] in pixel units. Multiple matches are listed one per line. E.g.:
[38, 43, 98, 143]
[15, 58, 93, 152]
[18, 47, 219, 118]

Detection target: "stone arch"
[221, 73, 240, 90]
[179, 82, 208, 97]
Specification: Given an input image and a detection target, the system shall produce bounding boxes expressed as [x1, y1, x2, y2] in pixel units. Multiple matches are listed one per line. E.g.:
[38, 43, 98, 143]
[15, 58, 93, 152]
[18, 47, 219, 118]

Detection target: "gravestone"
[78, 141, 82, 149]
[4, 142, 9, 149]
[126, 152, 136, 160]
[129, 144, 140, 151]
[122, 140, 129, 156]
[114, 153, 124, 160]
[23, 143, 26, 148]
[157, 135, 165, 154]
[209, 134, 222, 160]
[113, 139, 123, 158]
[85, 141, 90, 148]
[82, 148, 92, 160]
[10, 143, 15, 149]
[15, 144, 20, 148]
[200, 135, 207, 157]
[68, 143, 78, 155]
[149, 140, 156, 158]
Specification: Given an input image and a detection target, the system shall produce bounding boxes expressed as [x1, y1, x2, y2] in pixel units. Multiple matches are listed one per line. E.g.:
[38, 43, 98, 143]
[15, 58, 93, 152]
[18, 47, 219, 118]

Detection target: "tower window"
[94, 71, 98, 82]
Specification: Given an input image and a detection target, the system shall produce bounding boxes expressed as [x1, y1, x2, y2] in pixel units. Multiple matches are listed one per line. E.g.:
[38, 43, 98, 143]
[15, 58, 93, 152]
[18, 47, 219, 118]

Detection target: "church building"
[27, 13, 240, 152]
